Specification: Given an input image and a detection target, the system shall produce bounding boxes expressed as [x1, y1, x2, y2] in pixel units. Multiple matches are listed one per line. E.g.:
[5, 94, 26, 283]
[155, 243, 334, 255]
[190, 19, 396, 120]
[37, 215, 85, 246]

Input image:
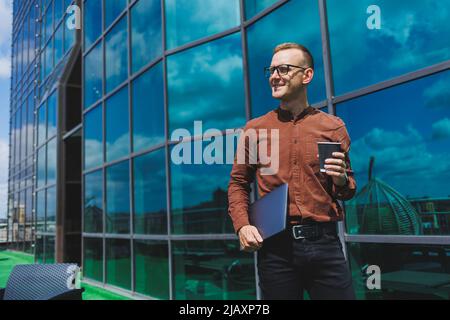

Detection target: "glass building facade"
[7, 0, 450, 300]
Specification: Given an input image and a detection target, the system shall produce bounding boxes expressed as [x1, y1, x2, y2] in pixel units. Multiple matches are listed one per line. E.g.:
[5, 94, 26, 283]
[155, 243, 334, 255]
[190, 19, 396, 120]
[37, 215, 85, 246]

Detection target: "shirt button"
[294, 140, 297, 144]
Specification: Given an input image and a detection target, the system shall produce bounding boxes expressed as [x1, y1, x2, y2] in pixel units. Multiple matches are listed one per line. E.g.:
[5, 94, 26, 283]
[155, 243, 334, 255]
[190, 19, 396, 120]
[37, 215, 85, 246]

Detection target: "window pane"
[327, 0, 450, 95]
[246, 0, 325, 118]
[132, 62, 164, 152]
[133, 148, 167, 234]
[348, 243, 450, 300]
[64, 21, 75, 54]
[37, 146, 46, 188]
[35, 235, 44, 263]
[105, 16, 128, 93]
[106, 161, 130, 234]
[338, 71, 450, 236]
[170, 139, 234, 234]
[84, 42, 103, 108]
[46, 186, 56, 233]
[54, 21, 63, 64]
[44, 4, 53, 42]
[45, 235, 55, 263]
[45, 38, 53, 77]
[27, 94, 34, 156]
[168, 33, 246, 133]
[84, 104, 103, 170]
[104, 0, 127, 29]
[131, 0, 162, 73]
[84, 0, 102, 49]
[106, 86, 129, 162]
[47, 138, 57, 186]
[84, 170, 103, 233]
[106, 239, 131, 290]
[173, 240, 256, 300]
[165, 0, 240, 49]
[54, 0, 63, 23]
[134, 240, 169, 299]
[244, 0, 279, 19]
[83, 237, 103, 282]
[36, 190, 46, 233]
[47, 92, 57, 138]
[37, 103, 46, 145]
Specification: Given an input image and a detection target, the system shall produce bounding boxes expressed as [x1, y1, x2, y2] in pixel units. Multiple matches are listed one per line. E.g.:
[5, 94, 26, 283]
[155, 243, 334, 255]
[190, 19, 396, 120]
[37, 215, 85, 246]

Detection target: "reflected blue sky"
[244, 0, 279, 19]
[47, 137, 57, 186]
[168, 32, 246, 133]
[37, 146, 46, 188]
[328, 0, 450, 95]
[247, 0, 326, 118]
[165, 0, 240, 50]
[84, 104, 103, 170]
[338, 70, 450, 199]
[131, 0, 162, 73]
[105, 16, 128, 93]
[106, 86, 129, 163]
[104, 0, 127, 29]
[47, 92, 57, 139]
[83, 0, 102, 49]
[132, 62, 165, 153]
[84, 42, 102, 108]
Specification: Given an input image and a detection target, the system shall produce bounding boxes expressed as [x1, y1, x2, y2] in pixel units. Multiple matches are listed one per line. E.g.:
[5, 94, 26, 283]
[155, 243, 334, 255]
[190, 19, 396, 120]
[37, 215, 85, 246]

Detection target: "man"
[228, 43, 357, 300]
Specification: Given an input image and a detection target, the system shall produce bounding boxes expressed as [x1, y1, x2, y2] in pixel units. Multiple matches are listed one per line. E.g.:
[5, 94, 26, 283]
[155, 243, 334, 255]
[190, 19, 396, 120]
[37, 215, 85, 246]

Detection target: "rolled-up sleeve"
[332, 124, 357, 201]
[228, 125, 257, 234]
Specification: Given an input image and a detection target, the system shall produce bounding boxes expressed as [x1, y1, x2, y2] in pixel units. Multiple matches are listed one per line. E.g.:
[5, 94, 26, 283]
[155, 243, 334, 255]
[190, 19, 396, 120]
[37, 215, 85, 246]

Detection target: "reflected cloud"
[350, 126, 450, 198]
[131, 0, 162, 72]
[133, 134, 165, 152]
[105, 17, 128, 91]
[168, 33, 246, 131]
[327, 0, 450, 94]
[106, 133, 130, 162]
[84, 138, 103, 169]
[432, 118, 450, 140]
[423, 76, 450, 110]
[165, 0, 240, 49]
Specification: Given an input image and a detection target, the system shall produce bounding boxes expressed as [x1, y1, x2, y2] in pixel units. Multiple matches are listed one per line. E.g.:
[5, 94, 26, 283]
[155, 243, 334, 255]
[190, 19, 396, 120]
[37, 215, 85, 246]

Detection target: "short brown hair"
[273, 42, 314, 70]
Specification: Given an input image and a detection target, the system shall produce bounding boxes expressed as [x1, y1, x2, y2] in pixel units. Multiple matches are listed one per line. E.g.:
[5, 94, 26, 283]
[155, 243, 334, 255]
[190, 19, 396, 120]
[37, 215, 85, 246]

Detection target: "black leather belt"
[291, 222, 337, 240]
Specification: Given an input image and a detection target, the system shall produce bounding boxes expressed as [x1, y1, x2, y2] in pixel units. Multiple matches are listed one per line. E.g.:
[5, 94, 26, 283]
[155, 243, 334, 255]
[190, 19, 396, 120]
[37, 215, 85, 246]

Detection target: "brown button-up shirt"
[228, 106, 357, 233]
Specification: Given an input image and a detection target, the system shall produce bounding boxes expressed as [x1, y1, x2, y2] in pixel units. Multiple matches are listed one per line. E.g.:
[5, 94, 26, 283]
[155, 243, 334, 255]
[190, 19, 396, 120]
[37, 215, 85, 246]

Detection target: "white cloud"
[0, 0, 12, 79]
[0, 138, 9, 219]
[0, 0, 12, 45]
[0, 56, 10, 78]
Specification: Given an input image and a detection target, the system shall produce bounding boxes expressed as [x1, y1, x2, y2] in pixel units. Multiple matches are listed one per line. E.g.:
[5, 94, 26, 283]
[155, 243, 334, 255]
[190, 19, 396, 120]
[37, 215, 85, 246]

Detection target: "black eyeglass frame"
[264, 64, 310, 78]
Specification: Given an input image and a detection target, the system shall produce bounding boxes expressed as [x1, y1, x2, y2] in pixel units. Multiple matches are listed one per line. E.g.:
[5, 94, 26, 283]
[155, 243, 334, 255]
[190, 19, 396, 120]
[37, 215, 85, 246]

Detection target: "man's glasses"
[264, 64, 308, 78]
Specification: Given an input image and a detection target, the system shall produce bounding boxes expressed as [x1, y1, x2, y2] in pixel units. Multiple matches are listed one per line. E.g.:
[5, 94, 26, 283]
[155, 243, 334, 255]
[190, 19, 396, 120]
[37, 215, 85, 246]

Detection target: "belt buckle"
[292, 225, 306, 240]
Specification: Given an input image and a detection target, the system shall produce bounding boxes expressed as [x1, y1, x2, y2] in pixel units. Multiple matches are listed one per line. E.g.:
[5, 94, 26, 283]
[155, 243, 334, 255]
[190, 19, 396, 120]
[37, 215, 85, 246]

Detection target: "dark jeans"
[257, 226, 355, 300]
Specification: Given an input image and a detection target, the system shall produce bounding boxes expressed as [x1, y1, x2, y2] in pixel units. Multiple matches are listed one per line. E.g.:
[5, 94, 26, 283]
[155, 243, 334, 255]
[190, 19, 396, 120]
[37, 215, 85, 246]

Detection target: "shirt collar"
[275, 105, 315, 122]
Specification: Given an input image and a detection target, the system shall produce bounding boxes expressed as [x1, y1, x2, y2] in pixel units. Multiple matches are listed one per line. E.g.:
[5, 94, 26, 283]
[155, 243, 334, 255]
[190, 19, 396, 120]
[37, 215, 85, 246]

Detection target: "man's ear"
[302, 68, 314, 85]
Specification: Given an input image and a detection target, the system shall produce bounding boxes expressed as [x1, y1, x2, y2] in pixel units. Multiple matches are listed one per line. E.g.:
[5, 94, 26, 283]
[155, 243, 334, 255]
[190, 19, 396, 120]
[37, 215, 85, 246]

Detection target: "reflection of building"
[346, 157, 422, 235]
[409, 198, 450, 235]
[176, 188, 231, 234]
